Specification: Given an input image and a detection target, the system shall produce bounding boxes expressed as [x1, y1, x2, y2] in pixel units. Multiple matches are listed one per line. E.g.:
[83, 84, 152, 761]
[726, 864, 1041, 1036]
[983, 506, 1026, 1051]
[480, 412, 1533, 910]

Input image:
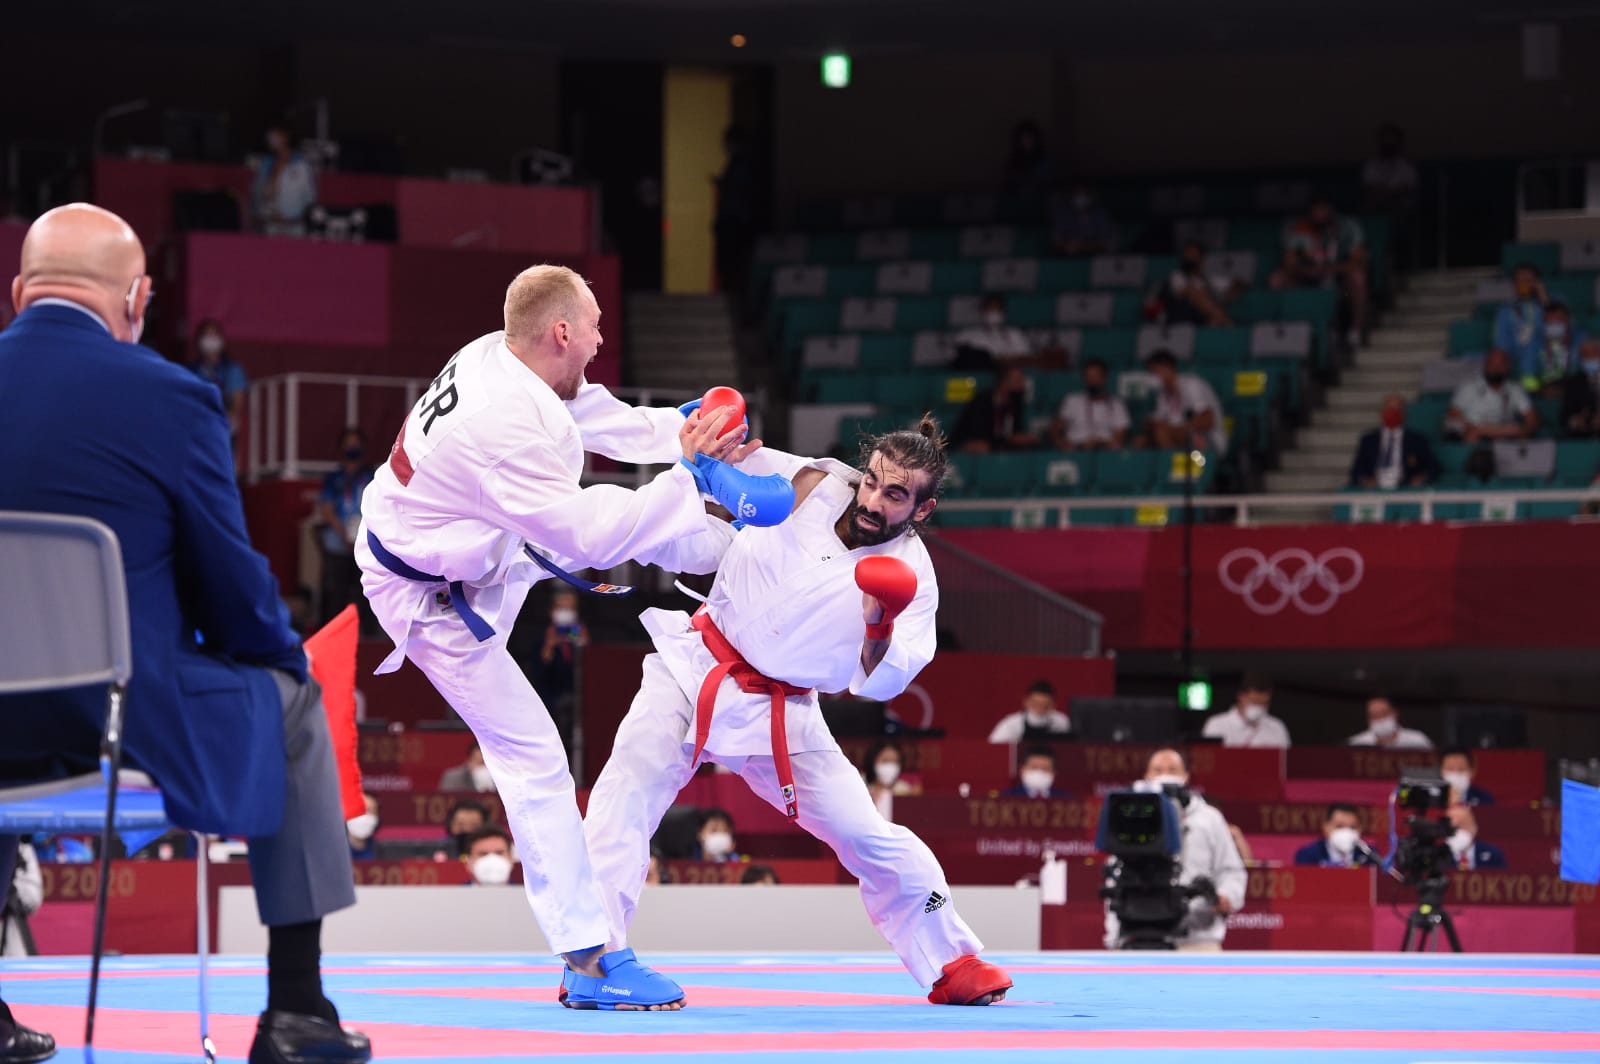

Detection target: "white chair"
[0, 512, 214, 1063]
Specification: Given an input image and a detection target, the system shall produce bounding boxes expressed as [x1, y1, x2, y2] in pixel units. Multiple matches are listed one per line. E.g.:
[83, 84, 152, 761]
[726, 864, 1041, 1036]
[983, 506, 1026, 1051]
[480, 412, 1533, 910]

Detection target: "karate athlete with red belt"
[357, 266, 793, 1011]
[584, 414, 1014, 1007]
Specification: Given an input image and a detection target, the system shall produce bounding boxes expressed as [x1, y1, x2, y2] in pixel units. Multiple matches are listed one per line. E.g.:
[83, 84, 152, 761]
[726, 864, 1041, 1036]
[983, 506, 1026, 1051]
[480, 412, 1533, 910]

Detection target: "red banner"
[941, 523, 1600, 651]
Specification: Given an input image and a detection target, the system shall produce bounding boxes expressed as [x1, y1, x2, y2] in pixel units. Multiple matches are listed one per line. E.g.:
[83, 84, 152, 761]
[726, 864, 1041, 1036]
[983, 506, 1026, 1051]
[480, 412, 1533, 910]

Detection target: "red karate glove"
[855, 555, 917, 642]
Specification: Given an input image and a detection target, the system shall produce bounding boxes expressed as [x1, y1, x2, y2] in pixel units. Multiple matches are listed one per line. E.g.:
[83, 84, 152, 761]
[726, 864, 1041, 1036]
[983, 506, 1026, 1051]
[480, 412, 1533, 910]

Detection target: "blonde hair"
[503, 264, 590, 343]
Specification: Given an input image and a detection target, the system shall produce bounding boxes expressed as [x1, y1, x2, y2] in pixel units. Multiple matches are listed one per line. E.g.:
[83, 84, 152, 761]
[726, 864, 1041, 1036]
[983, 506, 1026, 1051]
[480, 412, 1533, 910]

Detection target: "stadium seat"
[981, 258, 1041, 293]
[876, 261, 934, 296]
[1448, 319, 1491, 358]
[1554, 440, 1600, 485]
[1092, 450, 1159, 494]
[1500, 242, 1560, 277]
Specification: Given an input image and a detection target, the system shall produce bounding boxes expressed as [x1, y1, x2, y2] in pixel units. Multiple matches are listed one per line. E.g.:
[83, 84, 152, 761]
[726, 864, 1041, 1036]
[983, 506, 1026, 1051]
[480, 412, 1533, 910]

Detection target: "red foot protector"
[927, 955, 1013, 1006]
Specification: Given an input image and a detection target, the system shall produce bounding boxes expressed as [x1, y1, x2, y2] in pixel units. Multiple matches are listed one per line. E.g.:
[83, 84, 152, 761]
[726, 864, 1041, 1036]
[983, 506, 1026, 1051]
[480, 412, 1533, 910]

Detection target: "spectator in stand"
[439, 741, 496, 793]
[862, 739, 916, 820]
[317, 427, 376, 629]
[1523, 301, 1583, 396]
[445, 799, 491, 857]
[1106, 748, 1244, 950]
[1361, 123, 1419, 216]
[951, 294, 1033, 368]
[1446, 803, 1507, 870]
[464, 827, 515, 886]
[740, 865, 781, 885]
[1050, 183, 1114, 256]
[1002, 747, 1070, 799]
[1050, 357, 1130, 451]
[1294, 803, 1378, 868]
[1494, 263, 1551, 383]
[645, 849, 669, 885]
[1001, 120, 1052, 204]
[347, 792, 381, 862]
[1, 842, 41, 957]
[188, 318, 247, 457]
[987, 679, 1071, 744]
[1348, 395, 1440, 490]
[1561, 335, 1600, 436]
[1445, 348, 1538, 443]
[1440, 748, 1495, 806]
[1201, 674, 1290, 748]
[1347, 695, 1434, 750]
[1271, 194, 1370, 350]
[252, 122, 319, 236]
[1141, 349, 1227, 456]
[953, 365, 1038, 453]
[693, 808, 740, 863]
[1157, 240, 1244, 327]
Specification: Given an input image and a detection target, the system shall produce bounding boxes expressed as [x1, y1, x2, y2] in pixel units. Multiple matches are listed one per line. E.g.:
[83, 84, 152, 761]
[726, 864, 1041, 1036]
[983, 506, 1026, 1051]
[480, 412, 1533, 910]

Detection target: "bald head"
[12, 203, 150, 343]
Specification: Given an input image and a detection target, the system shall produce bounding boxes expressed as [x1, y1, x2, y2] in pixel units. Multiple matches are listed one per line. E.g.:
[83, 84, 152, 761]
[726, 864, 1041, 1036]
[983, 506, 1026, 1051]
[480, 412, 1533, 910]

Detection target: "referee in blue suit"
[0, 204, 369, 1064]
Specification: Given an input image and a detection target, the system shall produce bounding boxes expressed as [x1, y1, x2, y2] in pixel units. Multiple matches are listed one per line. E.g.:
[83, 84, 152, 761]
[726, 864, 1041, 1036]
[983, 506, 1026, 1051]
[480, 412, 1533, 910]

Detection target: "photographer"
[1104, 748, 1245, 951]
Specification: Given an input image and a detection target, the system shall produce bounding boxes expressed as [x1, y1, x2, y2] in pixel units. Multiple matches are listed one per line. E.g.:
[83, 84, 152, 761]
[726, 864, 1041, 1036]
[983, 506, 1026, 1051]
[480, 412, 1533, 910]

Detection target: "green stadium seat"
[1037, 455, 1089, 495]
[1062, 505, 1127, 527]
[1547, 274, 1598, 315]
[929, 261, 984, 296]
[1407, 396, 1454, 438]
[1091, 450, 1159, 494]
[1519, 499, 1583, 520]
[1500, 242, 1560, 278]
[1008, 294, 1060, 328]
[971, 453, 1040, 496]
[936, 508, 1015, 528]
[858, 334, 915, 372]
[1039, 259, 1092, 291]
[1032, 372, 1082, 415]
[1080, 328, 1138, 365]
[1554, 440, 1600, 485]
[1229, 290, 1278, 324]
[1194, 327, 1251, 363]
[812, 373, 873, 404]
[873, 374, 931, 408]
[1448, 318, 1491, 358]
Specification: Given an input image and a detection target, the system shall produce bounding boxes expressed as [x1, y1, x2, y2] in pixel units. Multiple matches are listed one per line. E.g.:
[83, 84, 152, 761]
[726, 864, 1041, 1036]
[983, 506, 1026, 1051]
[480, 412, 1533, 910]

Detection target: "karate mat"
[2, 951, 1597, 1062]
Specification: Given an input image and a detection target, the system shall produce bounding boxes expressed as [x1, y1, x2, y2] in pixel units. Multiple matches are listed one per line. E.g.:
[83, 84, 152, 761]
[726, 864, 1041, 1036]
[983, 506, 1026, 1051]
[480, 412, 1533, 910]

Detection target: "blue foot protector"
[559, 948, 686, 1010]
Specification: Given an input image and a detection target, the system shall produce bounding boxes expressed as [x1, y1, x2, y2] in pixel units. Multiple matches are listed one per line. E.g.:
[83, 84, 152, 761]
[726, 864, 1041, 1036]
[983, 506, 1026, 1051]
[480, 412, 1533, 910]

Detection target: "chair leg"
[193, 832, 215, 1064]
[86, 687, 126, 1049]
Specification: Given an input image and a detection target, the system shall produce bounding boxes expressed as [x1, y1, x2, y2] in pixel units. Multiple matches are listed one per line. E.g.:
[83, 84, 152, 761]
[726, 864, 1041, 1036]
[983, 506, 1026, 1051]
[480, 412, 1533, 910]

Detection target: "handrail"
[925, 533, 1104, 655]
[937, 489, 1600, 527]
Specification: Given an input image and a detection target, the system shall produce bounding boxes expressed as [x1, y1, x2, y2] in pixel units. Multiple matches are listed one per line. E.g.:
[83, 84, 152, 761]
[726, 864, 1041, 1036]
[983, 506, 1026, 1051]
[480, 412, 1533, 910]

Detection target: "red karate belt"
[690, 610, 811, 819]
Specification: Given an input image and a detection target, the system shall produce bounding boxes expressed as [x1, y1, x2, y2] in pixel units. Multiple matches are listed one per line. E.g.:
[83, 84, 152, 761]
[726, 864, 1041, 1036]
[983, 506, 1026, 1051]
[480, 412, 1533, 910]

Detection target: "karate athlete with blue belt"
[357, 264, 792, 1010]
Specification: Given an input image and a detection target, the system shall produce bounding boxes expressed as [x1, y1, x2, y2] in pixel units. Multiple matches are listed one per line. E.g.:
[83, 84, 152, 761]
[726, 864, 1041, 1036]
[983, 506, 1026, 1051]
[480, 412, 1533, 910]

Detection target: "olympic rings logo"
[1216, 548, 1365, 616]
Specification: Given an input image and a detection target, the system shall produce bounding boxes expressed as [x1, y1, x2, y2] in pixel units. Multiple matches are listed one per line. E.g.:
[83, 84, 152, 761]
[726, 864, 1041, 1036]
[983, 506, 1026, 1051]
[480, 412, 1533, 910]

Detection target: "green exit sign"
[1179, 680, 1213, 712]
[821, 53, 851, 89]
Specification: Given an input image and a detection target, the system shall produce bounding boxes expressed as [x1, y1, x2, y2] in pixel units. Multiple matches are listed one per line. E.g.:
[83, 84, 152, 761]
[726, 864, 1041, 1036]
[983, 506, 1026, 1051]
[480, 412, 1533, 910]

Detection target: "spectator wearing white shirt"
[1050, 357, 1130, 451]
[1445, 348, 1538, 443]
[1157, 241, 1243, 327]
[1348, 394, 1440, 490]
[1142, 349, 1227, 456]
[987, 680, 1071, 744]
[1347, 695, 1433, 750]
[1201, 674, 1290, 748]
[952, 294, 1033, 368]
[1361, 124, 1418, 214]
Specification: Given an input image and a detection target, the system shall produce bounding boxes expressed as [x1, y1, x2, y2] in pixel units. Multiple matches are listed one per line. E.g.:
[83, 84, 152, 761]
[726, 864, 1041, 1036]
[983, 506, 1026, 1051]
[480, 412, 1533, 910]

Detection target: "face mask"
[1444, 771, 1472, 795]
[874, 761, 901, 786]
[1370, 716, 1399, 738]
[552, 608, 579, 627]
[1547, 323, 1568, 340]
[125, 278, 144, 344]
[471, 852, 513, 886]
[1381, 409, 1404, 429]
[470, 764, 494, 791]
[1447, 829, 1474, 856]
[343, 446, 364, 462]
[1329, 827, 1360, 854]
[701, 831, 734, 859]
[983, 310, 1004, 328]
[1148, 774, 1188, 790]
[1020, 769, 1055, 795]
[1024, 708, 1052, 727]
[1484, 372, 1508, 387]
[347, 813, 379, 841]
[198, 333, 225, 358]
[1241, 704, 1266, 724]
[1086, 383, 1105, 399]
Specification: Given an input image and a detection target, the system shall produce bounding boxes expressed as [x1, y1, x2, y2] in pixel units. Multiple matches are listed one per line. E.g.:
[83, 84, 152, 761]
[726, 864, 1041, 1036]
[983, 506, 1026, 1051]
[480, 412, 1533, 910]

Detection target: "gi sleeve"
[848, 555, 938, 700]
[566, 383, 686, 465]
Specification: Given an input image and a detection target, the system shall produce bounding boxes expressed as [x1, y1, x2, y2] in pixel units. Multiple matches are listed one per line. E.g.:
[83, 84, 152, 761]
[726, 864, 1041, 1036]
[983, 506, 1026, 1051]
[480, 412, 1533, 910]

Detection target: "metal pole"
[1182, 452, 1197, 690]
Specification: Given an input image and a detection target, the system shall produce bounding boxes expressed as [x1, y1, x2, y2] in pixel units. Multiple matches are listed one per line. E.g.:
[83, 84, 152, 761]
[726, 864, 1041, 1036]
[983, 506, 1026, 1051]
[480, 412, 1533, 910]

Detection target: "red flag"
[304, 605, 366, 820]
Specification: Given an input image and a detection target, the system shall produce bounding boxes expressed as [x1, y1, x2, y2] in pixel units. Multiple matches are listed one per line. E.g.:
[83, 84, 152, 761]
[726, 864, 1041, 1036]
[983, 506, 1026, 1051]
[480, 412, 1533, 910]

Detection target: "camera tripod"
[1399, 875, 1462, 953]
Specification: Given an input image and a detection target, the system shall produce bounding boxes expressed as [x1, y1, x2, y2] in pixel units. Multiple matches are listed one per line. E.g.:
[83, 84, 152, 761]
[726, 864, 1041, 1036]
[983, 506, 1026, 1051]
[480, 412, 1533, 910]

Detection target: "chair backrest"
[0, 512, 131, 693]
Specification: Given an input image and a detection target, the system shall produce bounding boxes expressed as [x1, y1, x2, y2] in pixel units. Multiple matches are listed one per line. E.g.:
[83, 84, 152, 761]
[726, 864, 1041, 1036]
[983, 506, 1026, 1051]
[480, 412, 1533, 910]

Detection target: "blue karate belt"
[367, 532, 635, 644]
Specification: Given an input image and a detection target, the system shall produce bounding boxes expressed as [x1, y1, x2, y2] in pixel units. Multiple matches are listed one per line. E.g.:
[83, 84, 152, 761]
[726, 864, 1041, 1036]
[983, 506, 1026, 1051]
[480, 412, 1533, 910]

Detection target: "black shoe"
[0, 1022, 55, 1064]
[248, 1009, 371, 1064]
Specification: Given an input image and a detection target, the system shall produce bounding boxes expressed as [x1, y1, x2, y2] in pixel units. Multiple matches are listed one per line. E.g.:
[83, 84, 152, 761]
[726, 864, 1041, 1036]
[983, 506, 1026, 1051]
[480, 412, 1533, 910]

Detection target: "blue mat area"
[1, 951, 1595, 1062]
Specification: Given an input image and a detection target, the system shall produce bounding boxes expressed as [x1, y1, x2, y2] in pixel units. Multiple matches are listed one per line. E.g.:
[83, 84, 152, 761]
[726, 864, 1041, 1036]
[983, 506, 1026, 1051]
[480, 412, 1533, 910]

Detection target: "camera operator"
[1104, 748, 1245, 951]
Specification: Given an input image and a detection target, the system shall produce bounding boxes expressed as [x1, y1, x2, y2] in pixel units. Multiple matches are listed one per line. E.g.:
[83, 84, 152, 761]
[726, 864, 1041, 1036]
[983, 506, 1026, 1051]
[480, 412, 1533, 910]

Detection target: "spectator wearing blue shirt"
[1001, 747, 1072, 799]
[1494, 263, 1551, 387]
[188, 318, 247, 462]
[317, 427, 375, 629]
[1293, 803, 1378, 868]
[252, 123, 319, 237]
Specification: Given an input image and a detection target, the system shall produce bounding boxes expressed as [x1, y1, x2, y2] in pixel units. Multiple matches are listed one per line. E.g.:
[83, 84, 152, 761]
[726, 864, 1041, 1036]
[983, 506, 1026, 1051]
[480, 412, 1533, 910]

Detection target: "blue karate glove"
[680, 453, 794, 527]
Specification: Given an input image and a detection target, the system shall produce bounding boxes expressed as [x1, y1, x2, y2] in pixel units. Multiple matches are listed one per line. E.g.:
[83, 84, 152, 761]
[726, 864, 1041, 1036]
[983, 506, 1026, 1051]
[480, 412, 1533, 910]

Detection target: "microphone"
[1354, 838, 1404, 881]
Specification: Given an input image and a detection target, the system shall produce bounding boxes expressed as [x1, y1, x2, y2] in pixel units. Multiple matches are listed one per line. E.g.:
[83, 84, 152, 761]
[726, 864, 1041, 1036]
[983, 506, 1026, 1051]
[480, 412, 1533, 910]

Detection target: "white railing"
[247, 373, 708, 484]
[938, 489, 1600, 528]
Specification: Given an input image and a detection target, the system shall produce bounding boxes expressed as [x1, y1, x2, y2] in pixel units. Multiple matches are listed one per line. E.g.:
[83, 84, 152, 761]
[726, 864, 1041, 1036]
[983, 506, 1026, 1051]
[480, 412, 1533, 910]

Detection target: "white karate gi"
[358, 331, 733, 954]
[584, 455, 984, 986]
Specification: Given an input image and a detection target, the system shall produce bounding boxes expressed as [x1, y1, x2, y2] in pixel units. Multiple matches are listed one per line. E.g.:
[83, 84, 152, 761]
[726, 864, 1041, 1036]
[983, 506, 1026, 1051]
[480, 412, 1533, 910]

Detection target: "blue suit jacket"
[1349, 428, 1441, 487]
[1293, 838, 1377, 867]
[0, 304, 302, 836]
